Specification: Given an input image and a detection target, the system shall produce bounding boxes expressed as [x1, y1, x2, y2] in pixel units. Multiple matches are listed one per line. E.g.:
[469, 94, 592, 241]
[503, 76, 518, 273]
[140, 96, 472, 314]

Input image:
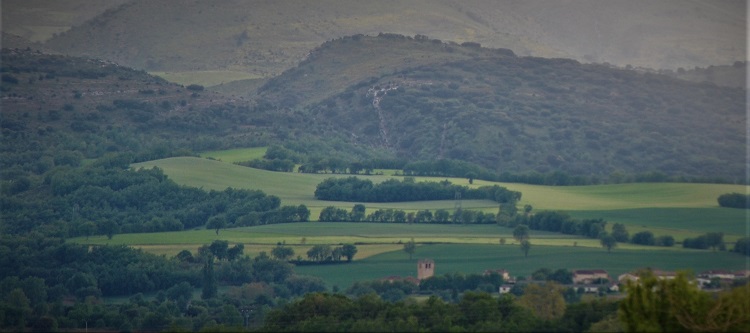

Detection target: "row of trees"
[504, 211, 681, 252]
[319, 205, 499, 225]
[304, 244, 359, 263]
[314, 176, 521, 203]
[683, 232, 725, 250]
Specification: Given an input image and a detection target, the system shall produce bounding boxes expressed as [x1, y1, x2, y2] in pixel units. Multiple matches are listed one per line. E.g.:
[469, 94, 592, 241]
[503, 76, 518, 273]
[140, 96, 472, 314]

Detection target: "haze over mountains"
[4, 0, 746, 78]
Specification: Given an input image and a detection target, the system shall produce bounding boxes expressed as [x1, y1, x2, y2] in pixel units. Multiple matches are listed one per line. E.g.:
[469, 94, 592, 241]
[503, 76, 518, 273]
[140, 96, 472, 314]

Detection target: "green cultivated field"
[295, 243, 750, 290]
[119, 156, 750, 289]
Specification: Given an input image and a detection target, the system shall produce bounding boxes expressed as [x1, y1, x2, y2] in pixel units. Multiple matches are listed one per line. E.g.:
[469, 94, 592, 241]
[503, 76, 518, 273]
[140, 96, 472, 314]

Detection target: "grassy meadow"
[113, 154, 750, 289]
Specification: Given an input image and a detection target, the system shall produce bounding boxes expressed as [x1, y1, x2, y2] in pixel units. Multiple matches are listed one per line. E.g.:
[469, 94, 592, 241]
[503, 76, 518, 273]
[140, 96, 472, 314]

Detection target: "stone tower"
[417, 259, 435, 280]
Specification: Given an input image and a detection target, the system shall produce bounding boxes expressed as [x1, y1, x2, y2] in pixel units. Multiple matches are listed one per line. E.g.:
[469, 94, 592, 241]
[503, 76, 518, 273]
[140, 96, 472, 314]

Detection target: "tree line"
[319, 205, 499, 225]
[314, 176, 521, 203]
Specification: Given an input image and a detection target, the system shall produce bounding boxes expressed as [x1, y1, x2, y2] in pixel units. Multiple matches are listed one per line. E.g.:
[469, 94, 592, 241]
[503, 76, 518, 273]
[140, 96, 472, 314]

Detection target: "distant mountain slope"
[281, 36, 745, 182]
[39, 0, 745, 81]
[0, 49, 286, 166]
[1, 0, 129, 42]
[257, 34, 516, 108]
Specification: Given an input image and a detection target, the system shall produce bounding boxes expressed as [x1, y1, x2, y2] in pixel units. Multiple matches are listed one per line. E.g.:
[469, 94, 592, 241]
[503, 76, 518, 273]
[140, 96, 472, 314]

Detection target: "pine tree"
[201, 256, 217, 299]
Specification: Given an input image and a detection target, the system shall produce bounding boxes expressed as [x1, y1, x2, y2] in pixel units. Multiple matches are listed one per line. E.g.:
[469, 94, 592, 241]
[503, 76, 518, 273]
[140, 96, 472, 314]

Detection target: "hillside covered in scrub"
[2, 33, 746, 184]
[259, 35, 746, 183]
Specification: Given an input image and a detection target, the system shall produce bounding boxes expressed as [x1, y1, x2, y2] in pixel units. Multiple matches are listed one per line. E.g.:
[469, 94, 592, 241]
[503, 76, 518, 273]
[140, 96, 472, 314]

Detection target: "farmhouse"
[699, 270, 735, 280]
[572, 269, 609, 284]
[499, 285, 512, 294]
[618, 273, 639, 284]
[652, 269, 677, 280]
[619, 269, 677, 284]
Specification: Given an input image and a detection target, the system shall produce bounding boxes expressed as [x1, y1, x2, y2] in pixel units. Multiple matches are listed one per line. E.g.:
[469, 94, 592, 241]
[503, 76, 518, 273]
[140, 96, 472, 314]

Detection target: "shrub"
[717, 193, 749, 209]
[631, 231, 655, 245]
[655, 235, 675, 247]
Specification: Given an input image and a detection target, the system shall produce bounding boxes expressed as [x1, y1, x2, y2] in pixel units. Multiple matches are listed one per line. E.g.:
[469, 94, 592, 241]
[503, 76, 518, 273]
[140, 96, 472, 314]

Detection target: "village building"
[699, 270, 736, 280]
[417, 259, 435, 280]
[498, 285, 512, 294]
[572, 269, 609, 284]
[734, 270, 750, 279]
[618, 273, 639, 284]
[619, 269, 677, 284]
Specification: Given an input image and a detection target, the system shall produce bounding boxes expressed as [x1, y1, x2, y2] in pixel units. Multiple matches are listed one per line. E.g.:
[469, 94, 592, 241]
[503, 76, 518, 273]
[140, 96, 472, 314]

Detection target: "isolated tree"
[206, 216, 226, 235]
[704, 232, 724, 251]
[631, 231, 655, 245]
[6, 288, 32, 330]
[517, 282, 566, 320]
[656, 235, 675, 247]
[523, 204, 533, 215]
[520, 239, 531, 257]
[296, 205, 311, 221]
[341, 244, 358, 262]
[209, 240, 229, 261]
[350, 204, 366, 222]
[201, 256, 217, 299]
[513, 224, 530, 242]
[78, 221, 96, 240]
[227, 243, 244, 261]
[403, 238, 416, 260]
[307, 245, 332, 262]
[733, 237, 750, 256]
[600, 234, 617, 252]
[271, 244, 295, 261]
[331, 247, 344, 261]
[611, 223, 630, 242]
[99, 220, 119, 240]
[499, 237, 506, 245]
[176, 250, 194, 263]
[466, 172, 477, 184]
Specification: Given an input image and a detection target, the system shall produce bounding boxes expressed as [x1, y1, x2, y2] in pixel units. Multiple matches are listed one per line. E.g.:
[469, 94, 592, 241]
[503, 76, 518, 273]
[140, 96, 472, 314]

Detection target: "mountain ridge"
[28, 0, 745, 84]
